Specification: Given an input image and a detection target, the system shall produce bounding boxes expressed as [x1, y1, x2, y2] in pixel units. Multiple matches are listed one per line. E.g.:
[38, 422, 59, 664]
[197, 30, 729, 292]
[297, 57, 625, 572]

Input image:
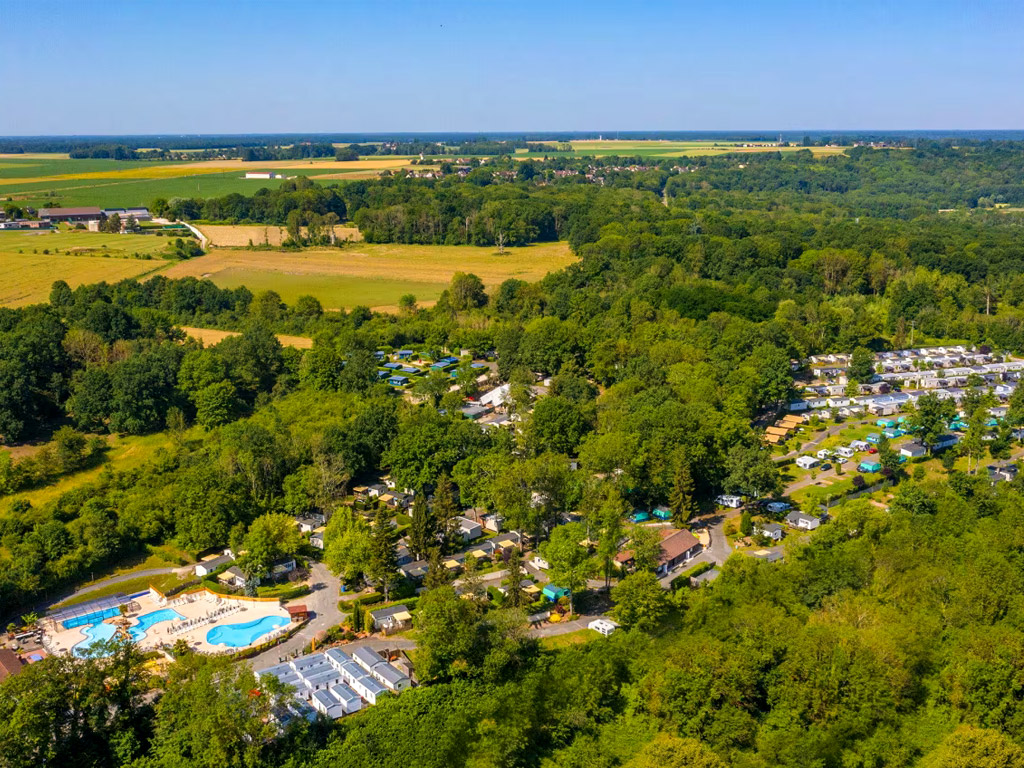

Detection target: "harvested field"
[196, 224, 362, 247]
[180, 326, 313, 349]
[173, 158, 415, 171]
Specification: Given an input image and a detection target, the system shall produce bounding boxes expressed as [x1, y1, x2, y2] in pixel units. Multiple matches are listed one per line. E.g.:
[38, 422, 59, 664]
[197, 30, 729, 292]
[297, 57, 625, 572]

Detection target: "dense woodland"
[4, 144, 1024, 767]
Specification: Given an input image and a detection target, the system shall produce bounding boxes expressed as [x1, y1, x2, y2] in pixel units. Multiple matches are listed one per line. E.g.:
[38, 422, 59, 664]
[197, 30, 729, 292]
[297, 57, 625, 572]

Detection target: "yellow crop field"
[180, 326, 313, 349]
[196, 224, 362, 247]
[158, 241, 576, 310]
[0, 252, 171, 306]
[174, 158, 415, 171]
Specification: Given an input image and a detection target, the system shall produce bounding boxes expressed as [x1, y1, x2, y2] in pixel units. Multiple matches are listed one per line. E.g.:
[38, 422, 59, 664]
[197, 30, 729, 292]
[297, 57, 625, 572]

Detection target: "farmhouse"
[39, 206, 103, 223]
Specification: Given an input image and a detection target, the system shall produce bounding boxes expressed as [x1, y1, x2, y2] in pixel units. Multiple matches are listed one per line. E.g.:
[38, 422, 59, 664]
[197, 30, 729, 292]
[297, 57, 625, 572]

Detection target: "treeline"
[155, 176, 347, 224]
[241, 143, 336, 161]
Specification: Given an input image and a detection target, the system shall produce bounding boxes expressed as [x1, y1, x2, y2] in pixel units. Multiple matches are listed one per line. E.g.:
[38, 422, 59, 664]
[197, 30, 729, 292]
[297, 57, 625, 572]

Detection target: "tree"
[623, 734, 726, 768]
[460, 554, 486, 603]
[415, 585, 485, 680]
[0, 639, 149, 768]
[193, 380, 239, 428]
[668, 453, 698, 526]
[413, 369, 451, 407]
[919, 726, 1024, 768]
[237, 512, 302, 581]
[542, 522, 595, 612]
[611, 571, 670, 631]
[740, 510, 753, 537]
[504, 549, 527, 607]
[424, 547, 450, 589]
[147, 654, 283, 768]
[323, 509, 374, 583]
[433, 473, 460, 552]
[848, 346, 875, 383]
[448, 272, 488, 311]
[628, 524, 663, 573]
[907, 391, 957, 448]
[408, 492, 438, 560]
[724, 443, 781, 499]
[104, 212, 121, 233]
[368, 507, 399, 601]
[398, 293, 418, 314]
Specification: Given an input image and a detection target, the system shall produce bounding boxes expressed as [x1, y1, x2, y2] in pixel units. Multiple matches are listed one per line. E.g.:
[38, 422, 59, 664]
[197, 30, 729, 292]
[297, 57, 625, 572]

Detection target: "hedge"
[670, 561, 716, 590]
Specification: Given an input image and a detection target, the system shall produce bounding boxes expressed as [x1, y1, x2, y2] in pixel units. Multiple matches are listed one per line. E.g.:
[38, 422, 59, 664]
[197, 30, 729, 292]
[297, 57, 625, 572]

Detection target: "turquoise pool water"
[73, 622, 117, 656]
[129, 608, 184, 641]
[206, 615, 289, 648]
[71, 608, 184, 655]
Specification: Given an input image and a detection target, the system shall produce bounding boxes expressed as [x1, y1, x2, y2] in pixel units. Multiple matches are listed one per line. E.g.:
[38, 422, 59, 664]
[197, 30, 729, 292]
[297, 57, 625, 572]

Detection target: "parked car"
[821, 463, 832, 471]
[867, 447, 878, 454]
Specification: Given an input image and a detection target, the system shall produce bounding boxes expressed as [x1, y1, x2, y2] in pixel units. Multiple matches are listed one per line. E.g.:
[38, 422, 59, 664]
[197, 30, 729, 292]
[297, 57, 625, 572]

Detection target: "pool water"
[73, 622, 117, 656]
[71, 608, 184, 655]
[206, 615, 289, 648]
[129, 608, 185, 641]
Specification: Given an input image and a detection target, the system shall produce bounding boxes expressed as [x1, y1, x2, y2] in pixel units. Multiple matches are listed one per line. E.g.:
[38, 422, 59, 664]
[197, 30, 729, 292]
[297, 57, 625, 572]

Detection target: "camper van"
[835, 446, 856, 459]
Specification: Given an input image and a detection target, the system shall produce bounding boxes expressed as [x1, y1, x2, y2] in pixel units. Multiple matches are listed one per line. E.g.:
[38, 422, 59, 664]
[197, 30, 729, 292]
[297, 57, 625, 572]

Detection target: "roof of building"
[659, 528, 701, 562]
[286, 604, 308, 616]
[352, 646, 385, 668]
[0, 649, 23, 684]
[369, 604, 410, 622]
[374, 663, 410, 686]
[196, 553, 233, 571]
[39, 206, 102, 216]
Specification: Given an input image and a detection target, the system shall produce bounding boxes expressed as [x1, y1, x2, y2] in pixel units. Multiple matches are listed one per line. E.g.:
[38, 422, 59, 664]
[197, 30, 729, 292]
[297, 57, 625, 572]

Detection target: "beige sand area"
[44, 587, 291, 656]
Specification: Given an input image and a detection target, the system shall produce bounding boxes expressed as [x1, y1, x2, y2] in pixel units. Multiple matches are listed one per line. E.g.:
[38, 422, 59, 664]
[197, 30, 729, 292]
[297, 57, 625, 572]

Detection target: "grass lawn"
[51, 571, 189, 608]
[159, 241, 576, 310]
[539, 628, 601, 650]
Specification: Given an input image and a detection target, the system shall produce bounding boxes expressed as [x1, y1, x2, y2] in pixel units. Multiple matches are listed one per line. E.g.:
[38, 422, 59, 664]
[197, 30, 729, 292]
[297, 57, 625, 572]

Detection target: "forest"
[4, 144, 1024, 767]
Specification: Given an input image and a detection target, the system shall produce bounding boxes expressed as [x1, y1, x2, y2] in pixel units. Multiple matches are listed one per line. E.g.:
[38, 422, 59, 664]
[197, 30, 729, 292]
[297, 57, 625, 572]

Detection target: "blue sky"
[1, 0, 1022, 134]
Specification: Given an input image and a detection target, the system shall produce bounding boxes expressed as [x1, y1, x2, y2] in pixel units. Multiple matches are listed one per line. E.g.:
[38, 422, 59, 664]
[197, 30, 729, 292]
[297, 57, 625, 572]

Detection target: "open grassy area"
[180, 325, 313, 349]
[159, 241, 576, 310]
[6, 431, 176, 509]
[539, 628, 601, 650]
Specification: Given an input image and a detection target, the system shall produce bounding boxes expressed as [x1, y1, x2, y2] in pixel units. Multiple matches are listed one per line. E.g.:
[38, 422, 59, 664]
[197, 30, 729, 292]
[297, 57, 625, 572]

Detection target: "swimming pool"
[70, 608, 184, 655]
[206, 615, 289, 648]
[128, 608, 185, 642]
[73, 622, 118, 656]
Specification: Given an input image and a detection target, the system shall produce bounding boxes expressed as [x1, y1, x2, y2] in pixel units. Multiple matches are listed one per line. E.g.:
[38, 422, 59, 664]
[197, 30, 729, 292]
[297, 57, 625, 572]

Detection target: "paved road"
[774, 417, 875, 461]
[247, 562, 344, 666]
[527, 614, 598, 638]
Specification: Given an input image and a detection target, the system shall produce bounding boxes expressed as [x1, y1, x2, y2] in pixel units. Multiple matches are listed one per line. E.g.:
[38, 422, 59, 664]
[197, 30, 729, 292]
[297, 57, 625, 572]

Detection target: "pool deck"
[45, 589, 291, 656]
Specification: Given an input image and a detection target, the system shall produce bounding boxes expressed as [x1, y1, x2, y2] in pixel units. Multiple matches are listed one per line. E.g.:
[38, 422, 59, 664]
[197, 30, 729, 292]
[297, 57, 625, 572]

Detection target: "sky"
[1, 0, 1022, 135]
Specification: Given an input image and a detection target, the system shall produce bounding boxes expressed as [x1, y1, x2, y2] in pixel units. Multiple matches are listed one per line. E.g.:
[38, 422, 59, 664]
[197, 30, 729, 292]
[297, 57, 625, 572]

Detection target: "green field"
[211, 269, 445, 309]
[0, 230, 174, 306]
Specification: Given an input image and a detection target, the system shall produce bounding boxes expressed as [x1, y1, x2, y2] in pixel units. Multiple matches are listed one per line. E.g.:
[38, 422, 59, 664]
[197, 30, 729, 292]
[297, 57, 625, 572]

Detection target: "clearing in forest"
[159, 241, 576, 310]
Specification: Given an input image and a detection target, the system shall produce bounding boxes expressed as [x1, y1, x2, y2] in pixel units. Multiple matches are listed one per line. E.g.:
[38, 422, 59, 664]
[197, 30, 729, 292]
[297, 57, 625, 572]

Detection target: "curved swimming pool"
[71, 608, 184, 655]
[73, 622, 118, 656]
[129, 608, 185, 642]
[206, 615, 289, 648]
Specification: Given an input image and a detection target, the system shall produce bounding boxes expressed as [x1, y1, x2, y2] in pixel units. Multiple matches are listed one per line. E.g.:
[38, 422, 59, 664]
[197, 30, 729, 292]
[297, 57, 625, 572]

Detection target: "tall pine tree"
[408, 492, 437, 560]
[433, 474, 459, 553]
[669, 453, 698, 527]
[369, 507, 399, 601]
[504, 548, 527, 607]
